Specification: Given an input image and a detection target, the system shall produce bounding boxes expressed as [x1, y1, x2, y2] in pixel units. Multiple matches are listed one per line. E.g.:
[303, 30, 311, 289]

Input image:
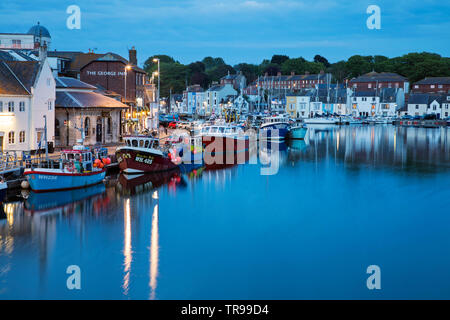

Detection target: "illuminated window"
[19, 131, 25, 143]
[8, 131, 14, 144]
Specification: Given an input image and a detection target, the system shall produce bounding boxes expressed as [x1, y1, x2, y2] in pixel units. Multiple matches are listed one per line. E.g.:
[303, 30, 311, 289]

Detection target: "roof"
[353, 90, 378, 97]
[55, 77, 97, 90]
[414, 77, 450, 85]
[350, 72, 407, 83]
[0, 60, 40, 95]
[55, 91, 128, 109]
[28, 23, 51, 38]
[407, 93, 446, 105]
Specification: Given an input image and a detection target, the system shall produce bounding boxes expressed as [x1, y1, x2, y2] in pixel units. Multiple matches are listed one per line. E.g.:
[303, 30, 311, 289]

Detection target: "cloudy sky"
[1, 0, 449, 66]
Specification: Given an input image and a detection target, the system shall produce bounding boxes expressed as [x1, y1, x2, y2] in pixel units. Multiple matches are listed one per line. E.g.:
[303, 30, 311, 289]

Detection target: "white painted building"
[406, 93, 448, 118]
[0, 59, 55, 152]
[206, 83, 237, 116]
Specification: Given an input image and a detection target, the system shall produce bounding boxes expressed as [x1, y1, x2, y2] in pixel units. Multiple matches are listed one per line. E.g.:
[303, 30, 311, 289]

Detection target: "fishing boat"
[260, 115, 290, 140]
[24, 145, 107, 192]
[116, 135, 179, 174]
[303, 117, 339, 125]
[200, 124, 250, 166]
[288, 125, 307, 140]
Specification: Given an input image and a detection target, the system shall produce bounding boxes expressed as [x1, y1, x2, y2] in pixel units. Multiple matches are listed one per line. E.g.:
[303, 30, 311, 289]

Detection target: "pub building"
[48, 47, 155, 134]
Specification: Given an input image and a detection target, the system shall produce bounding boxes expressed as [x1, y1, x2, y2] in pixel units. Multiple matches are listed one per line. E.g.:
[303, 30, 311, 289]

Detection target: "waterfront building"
[181, 84, 204, 116]
[406, 93, 449, 118]
[254, 70, 331, 92]
[48, 47, 152, 132]
[348, 72, 409, 93]
[205, 83, 237, 116]
[233, 94, 249, 114]
[0, 22, 51, 50]
[350, 88, 404, 117]
[220, 71, 246, 92]
[54, 77, 128, 147]
[0, 55, 55, 152]
[285, 90, 315, 118]
[411, 77, 450, 94]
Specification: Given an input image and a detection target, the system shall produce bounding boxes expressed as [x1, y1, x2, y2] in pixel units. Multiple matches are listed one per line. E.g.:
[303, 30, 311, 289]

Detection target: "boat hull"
[202, 136, 250, 166]
[24, 169, 106, 192]
[289, 127, 307, 140]
[116, 147, 178, 173]
[260, 123, 290, 140]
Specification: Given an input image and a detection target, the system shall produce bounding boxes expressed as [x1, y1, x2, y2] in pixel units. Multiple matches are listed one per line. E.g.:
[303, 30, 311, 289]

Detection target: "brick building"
[411, 77, 450, 94]
[348, 72, 409, 92]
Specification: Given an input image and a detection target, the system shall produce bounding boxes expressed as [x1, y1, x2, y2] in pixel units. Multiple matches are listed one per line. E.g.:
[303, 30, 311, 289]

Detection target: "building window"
[85, 117, 90, 136]
[0, 101, 2, 112]
[8, 101, 14, 112]
[430, 85, 435, 88]
[8, 131, 14, 144]
[48, 100, 52, 110]
[19, 101, 25, 111]
[416, 105, 419, 109]
[19, 131, 25, 143]
[414, 85, 419, 88]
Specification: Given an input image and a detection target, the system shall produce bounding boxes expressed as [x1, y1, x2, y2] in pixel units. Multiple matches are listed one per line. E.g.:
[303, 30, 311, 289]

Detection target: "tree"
[206, 64, 235, 83]
[262, 64, 281, 76]
[271, 54, 290, 65]
[345, 55, 374, 78]
[314, 55, 330, 68]
[202, 57, 225, 70]
[143, 54, 176, 73]
[234, 63, 259, 83]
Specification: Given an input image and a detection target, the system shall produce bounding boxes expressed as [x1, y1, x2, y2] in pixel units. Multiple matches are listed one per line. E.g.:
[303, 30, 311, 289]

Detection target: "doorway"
[96, 117, 102, 143]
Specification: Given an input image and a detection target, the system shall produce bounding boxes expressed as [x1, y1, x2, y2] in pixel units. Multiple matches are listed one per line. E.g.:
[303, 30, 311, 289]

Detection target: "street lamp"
[153, 58, 160, 113]
[124, 64, 132, 132]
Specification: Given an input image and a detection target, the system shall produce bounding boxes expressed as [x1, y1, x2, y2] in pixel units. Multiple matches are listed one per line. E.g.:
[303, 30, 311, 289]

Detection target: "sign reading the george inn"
[86, 71, 126, 76]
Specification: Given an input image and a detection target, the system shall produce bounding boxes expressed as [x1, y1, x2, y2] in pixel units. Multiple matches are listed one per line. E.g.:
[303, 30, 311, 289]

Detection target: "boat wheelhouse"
[115, 135, 178, 174]
[200, 124, 250, 163]
[260, 115, 290, 140]
[24, 145, 106, 192]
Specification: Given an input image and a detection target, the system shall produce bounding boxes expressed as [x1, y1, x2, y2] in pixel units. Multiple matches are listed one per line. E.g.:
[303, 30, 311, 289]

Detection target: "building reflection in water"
[149, 190, 159, 300]
[290, 125, 450, 173]
[122, 198, 132, 296]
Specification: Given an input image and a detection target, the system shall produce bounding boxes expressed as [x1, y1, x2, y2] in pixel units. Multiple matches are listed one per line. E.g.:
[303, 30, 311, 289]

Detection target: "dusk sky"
[1, 0, 449, 66]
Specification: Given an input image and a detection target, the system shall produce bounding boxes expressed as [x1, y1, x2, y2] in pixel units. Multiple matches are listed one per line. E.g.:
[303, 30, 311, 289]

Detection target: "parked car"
[168, 121, 177, 129]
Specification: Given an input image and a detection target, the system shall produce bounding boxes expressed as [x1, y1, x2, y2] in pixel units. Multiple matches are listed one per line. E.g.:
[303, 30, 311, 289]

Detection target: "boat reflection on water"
[24, 183, 107, 215]
[117, 170, 187, 196]
[259, 140, 288, 173]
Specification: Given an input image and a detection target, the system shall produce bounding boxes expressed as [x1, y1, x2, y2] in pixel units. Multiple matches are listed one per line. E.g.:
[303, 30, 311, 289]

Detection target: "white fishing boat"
[303, 117, 339, 125]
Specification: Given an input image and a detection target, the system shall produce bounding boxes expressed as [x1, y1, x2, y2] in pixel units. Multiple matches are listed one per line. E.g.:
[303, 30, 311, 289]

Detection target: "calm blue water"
[1, 125, 450, 299]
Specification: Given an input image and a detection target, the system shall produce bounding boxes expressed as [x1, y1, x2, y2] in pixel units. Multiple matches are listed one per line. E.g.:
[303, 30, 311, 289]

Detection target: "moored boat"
[303, 117, 339, 125]
[288, 125, 307, 140]
[116, 135, 179, 174]
[260, 115, 290, 140]
[24, 145, 106, 192]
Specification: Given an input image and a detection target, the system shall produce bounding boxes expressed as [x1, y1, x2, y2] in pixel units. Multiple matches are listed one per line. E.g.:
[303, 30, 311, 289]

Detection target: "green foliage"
[271, 54, 290, 65]
[143, 52, 450, 97]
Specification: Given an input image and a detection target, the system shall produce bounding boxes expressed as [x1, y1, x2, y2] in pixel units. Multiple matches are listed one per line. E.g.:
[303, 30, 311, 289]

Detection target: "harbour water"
[1, 125, 450, 299]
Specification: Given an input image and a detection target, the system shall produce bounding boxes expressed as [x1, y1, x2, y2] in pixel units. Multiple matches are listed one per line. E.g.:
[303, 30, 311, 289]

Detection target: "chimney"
[305, 71, 310, 75]
[320, 70, 324, 75]
[265, 72, 268, 77]
[129, 46, 137, 66]
[277, 71, 281, 76]
[38, 42, 47, 62]
[291, 71, 295, 76]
